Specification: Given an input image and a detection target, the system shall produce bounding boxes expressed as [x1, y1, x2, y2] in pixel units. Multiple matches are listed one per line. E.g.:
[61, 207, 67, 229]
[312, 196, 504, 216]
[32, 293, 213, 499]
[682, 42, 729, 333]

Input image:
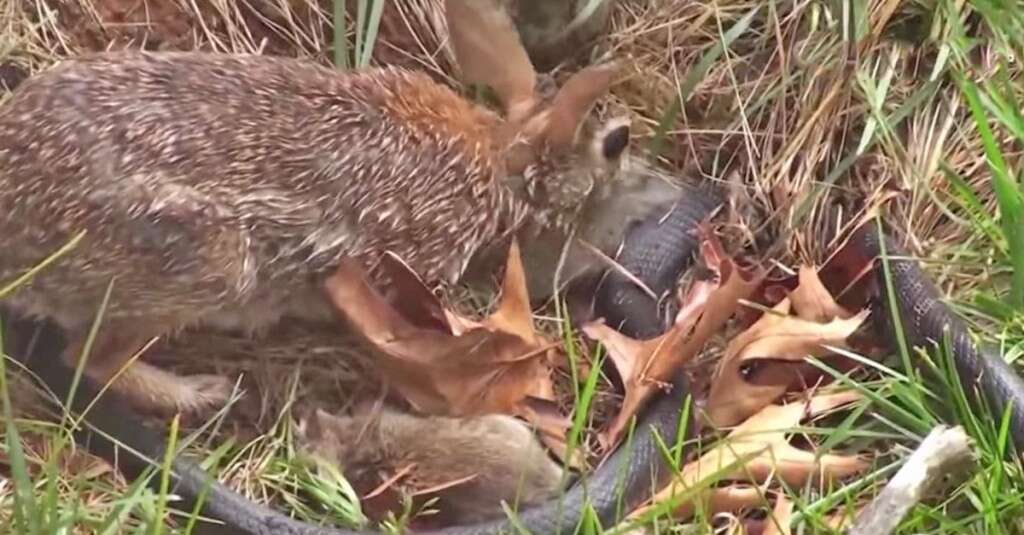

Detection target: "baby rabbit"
[297, 404, 565, 526]
[0, 0, 650, 417]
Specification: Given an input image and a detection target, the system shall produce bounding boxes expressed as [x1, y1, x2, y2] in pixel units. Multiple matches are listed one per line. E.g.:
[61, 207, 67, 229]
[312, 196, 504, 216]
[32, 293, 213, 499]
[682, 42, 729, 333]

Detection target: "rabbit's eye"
[601, 125, 630, 160]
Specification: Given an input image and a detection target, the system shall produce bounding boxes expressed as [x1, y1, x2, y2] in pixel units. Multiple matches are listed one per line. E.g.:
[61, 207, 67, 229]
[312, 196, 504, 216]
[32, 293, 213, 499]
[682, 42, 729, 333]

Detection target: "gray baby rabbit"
[298, 404, 565, 526]
[0, 0, 665, 417]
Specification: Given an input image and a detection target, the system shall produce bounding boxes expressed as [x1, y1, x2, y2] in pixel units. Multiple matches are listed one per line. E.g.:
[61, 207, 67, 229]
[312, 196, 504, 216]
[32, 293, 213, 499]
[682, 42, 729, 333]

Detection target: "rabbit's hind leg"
[61, 320, 233, 418]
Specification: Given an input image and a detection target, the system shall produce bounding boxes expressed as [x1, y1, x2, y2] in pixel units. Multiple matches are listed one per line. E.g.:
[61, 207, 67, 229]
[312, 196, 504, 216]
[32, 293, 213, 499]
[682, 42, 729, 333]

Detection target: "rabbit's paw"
[178, 373, 236, 415]
[116, 362, 237, 418]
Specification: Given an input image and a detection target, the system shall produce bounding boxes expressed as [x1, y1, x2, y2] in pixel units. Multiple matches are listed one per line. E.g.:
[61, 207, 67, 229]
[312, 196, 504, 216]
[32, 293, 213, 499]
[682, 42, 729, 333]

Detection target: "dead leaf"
[707, 267, 868, 427]
[749, 221, 886, 320]
[621, 484, 798, 534]
[614, 483, 768, 532]
[462, 239, 539, 346]
[630, 390, 869, 521]
[585, 227, 766, 449]
[789, 266, 856, 322]
[718, 491, 793, 535]
[377, 252, 453, 332]
[761, 493, 794, 535]
[677, 484, 768, 521]
[324, 240, 558, 440]
[519, 397, 587, 469]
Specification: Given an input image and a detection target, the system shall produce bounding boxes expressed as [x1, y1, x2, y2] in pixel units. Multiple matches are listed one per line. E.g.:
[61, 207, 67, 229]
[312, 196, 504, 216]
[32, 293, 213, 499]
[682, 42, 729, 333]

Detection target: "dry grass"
[1, 0, 1020, 532]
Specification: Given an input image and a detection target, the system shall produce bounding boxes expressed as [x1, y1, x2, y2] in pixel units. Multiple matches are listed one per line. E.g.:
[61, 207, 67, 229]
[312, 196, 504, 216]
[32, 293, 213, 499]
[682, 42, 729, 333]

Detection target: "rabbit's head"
[444, 0, 634, 233]
[446, 0, 682, 299]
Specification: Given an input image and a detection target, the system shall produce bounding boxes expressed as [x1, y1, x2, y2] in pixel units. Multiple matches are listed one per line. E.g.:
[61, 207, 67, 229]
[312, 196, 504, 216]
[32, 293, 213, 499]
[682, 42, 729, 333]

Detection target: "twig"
[577, 240, 659, 301]
[848, 426, 974, 535]
[363, 463, 417, 500]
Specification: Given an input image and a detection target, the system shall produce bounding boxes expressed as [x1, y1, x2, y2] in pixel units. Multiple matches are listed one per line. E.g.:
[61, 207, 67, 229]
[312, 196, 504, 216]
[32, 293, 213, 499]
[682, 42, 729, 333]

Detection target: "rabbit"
[0, 0, 671, 418]
[297, 403, 565, 526]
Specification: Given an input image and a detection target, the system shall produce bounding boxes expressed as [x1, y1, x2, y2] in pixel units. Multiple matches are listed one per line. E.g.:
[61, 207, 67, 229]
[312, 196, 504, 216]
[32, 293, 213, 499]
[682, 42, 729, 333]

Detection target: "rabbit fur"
[0, 0, 677, 416]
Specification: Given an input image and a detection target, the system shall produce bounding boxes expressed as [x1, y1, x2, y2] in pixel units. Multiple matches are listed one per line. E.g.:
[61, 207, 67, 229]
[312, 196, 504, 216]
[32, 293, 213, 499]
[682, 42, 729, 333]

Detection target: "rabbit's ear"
[540, 62, 619, 150]
[502, 63, 619, 174]
[445, 0, 537, 122]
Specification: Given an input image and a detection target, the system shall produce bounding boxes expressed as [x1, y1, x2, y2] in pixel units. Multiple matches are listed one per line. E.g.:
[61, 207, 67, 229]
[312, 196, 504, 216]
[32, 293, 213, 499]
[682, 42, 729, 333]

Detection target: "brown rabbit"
[0, 0, 662, 417]
[297, 404, 565, 526]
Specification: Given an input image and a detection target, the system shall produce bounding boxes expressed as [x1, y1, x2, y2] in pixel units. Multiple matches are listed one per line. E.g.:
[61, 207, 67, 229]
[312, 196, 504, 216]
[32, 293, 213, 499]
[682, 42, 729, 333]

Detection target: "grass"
[5, 0, 1024, 533]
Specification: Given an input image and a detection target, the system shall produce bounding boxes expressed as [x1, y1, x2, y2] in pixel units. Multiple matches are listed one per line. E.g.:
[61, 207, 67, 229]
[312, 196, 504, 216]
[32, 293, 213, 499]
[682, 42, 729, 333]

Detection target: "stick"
[848, 426, 974, 535]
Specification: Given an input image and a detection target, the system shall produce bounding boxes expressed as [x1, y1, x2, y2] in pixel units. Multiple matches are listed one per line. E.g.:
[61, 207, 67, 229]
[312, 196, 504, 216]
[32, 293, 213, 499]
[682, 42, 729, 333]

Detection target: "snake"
[8, 179, 1024, 534]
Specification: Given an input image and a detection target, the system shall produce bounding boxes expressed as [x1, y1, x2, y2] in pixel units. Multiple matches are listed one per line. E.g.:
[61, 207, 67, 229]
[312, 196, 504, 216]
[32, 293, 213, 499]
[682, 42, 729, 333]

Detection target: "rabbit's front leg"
[61, 320, 233, 417]
[111, 362, 234, 417]
[51, 182, 254, 417]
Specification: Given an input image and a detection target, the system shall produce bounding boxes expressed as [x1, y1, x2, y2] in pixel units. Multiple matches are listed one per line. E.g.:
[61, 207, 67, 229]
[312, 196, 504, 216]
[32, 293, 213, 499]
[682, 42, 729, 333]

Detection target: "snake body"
[856, 226, 1024, 447]
[9, 186, 1024, 534]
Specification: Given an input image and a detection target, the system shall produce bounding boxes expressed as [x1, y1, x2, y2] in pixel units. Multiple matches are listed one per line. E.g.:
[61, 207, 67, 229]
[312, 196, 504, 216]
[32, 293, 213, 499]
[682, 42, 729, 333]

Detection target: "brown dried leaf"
[706, 267, 868, 427]
[477, 240, 540, 345]
[447, 242, 563, 373]
[324, 240, 556, 428]
[623, 484, 797, 533]
[630, 390, 869, 521]
[761, 493, 794, 535]
[674, 484, 767, 522]
[581, 279, 714, 443]
[377, 251, 453, 332]
[519, 397, 586, 468]
[789, 265, 856, 322]
[758, 220, 889, 318]
[699, 390, 868, 483]
[612, 483, 768, 532]
[585, 228, 765, 449]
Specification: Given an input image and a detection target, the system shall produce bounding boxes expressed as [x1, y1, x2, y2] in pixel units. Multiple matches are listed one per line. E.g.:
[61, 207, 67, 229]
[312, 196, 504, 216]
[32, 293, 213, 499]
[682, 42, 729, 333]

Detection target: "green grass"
[333, 0, 385, 70]
[7, 0, 1024, 533]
